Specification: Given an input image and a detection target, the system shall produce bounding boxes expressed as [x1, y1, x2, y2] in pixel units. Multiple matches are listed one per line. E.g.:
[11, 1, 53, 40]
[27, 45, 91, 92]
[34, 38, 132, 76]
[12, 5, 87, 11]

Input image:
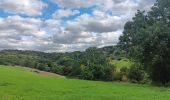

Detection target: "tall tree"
[119, 0, 170, 85]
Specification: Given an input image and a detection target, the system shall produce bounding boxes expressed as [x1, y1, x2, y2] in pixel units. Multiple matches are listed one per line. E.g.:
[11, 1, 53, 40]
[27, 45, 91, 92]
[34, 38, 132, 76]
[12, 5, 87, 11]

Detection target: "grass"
[0, 65, 170, 100]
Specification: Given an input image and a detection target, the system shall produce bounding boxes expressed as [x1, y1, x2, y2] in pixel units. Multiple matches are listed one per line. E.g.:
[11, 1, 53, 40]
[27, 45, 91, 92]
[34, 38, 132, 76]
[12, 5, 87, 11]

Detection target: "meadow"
[0, 65, 170, 100]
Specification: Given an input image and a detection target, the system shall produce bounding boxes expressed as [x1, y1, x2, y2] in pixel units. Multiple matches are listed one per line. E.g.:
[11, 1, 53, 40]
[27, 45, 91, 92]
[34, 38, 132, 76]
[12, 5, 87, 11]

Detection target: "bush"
[36, 63, 49, 71]
[80, 65, 94, 80]
[141, 73, 151, 84]
[91, 64, 105, 80]
[51, 64, 63, 75]
[128, 63, 145, 83]
[120, 66, 129, 82]
[104, 65, 115, 81]
[120, 66, 129, 75]
[113, 72, 122, 81]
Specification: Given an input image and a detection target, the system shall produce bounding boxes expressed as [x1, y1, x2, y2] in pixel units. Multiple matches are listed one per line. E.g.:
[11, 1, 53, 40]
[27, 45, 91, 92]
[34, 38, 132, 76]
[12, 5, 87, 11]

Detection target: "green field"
[0, 65, 170, 100]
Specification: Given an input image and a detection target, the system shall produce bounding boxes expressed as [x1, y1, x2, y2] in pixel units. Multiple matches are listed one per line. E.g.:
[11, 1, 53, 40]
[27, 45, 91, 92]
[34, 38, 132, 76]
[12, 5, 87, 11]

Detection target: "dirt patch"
[15, 66, 65, 78]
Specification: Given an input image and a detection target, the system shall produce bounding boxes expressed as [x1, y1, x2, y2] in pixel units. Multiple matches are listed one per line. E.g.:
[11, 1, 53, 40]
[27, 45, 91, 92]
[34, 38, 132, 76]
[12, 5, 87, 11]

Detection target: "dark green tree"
[80, 65, 94, 80]
[128, 64, 145, 83]
[91, 64, 105, 80]
[104, 65, 115, 81]
[119, 0, 170, 85]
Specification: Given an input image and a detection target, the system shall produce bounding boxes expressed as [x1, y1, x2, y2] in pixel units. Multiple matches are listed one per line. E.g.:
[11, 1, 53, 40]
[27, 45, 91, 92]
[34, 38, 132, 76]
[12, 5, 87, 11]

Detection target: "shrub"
[80, 65, 94, 80]
[104, 65, 115, 81]
[128, 63, 145, 83]
[51, 64, 63, 75]
[120, 66, 129, 75]
[113, 72, 122, 81]
[91, 64, 105, 80]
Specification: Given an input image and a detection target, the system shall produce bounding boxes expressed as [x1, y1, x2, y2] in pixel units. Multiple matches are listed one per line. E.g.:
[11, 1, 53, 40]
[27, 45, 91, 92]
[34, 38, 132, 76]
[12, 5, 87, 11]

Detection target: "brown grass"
[15, 66, 65, 78]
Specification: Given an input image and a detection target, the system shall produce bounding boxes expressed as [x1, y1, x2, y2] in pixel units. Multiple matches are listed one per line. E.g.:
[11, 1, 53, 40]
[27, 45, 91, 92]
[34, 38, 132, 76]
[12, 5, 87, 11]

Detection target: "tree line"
[0, 47, 121, 80]
[0, 46, 145, 83]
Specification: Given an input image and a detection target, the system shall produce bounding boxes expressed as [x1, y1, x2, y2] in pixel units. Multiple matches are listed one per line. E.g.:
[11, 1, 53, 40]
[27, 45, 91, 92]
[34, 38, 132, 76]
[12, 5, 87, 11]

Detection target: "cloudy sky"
[0, 0, 155, 52]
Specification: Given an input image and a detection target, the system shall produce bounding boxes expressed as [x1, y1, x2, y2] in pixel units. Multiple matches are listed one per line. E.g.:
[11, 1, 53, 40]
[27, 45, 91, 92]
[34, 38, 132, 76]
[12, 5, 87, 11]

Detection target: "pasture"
[0, 65, 170, 100]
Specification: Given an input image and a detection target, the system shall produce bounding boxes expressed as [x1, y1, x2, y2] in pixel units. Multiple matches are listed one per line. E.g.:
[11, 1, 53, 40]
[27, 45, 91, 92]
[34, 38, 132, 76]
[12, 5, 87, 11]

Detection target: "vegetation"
[119, 0, 170, 85]
[0, 0, 169, 86]
[0, 0, 170, 100]
[128, 63, 145, 83]
[0, 46, 128, 82]
[1, 65, 170, 100]
[110, 59, 133, 70]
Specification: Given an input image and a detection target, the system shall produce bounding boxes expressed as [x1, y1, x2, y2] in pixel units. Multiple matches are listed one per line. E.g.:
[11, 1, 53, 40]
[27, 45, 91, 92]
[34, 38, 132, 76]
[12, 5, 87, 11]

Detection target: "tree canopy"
[119, 0, 170, 85]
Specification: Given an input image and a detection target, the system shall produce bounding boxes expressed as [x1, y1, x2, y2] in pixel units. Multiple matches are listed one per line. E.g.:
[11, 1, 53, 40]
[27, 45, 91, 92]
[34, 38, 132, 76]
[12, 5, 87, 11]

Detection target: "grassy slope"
[0, 65, 170, 100]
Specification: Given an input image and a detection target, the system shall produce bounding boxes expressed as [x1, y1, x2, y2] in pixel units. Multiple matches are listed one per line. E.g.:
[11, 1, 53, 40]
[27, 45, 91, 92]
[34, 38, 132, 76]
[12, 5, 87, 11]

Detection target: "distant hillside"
[0, 46, 129, 82]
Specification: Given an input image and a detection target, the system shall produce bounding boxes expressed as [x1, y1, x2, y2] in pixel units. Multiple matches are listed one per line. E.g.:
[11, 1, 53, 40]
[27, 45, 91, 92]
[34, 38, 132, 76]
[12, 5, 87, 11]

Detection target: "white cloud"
[0, 15, 51, 51]
[0, 0, 47, 16]
[51, 0, 94, 8]
[51, 12, 123, 50]
[0, 0, 156, 52]
[50, 0, 156, 52]
[0, 15, 46, 38]
[52, 9, 80, 19]
[51, 0, 155, 12]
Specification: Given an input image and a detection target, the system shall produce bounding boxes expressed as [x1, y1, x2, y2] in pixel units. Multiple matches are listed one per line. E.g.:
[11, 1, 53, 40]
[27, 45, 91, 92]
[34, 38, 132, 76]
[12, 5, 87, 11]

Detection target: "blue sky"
[0, 0, 155, 52]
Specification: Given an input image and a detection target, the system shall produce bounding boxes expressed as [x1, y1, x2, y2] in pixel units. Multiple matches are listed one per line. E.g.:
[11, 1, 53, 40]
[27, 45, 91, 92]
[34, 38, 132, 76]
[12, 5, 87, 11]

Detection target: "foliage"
[128, 63, 145, 83]
[120, 66, 129, 75]
[110, 59, 133, 70]
[80, 65, 94, 80]
[0, 46, 121, 81]
[113, 72, 122, 81]
[119, 0, 170, 85]
[104, 65, 115, 81]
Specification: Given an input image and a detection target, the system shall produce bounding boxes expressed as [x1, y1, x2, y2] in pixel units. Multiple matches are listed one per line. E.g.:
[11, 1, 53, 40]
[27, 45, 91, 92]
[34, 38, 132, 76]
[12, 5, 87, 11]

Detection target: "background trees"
[0, 47, 116, 81]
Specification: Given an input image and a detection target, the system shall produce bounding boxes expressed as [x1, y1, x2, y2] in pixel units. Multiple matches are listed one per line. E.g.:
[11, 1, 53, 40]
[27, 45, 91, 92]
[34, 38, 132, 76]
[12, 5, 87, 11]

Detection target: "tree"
[51, 63, 63, 75]
[119, 0, 170, 85]
[104, 65, 115, 81]
[36, 63, 49, 71]
[80, 65, 94, 80]
[91, 64, 105, 80]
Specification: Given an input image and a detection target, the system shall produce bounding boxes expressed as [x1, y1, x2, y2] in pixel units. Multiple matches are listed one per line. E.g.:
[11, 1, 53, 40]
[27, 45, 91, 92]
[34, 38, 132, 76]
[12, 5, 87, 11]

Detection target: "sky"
[0, 0, 156, 52]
